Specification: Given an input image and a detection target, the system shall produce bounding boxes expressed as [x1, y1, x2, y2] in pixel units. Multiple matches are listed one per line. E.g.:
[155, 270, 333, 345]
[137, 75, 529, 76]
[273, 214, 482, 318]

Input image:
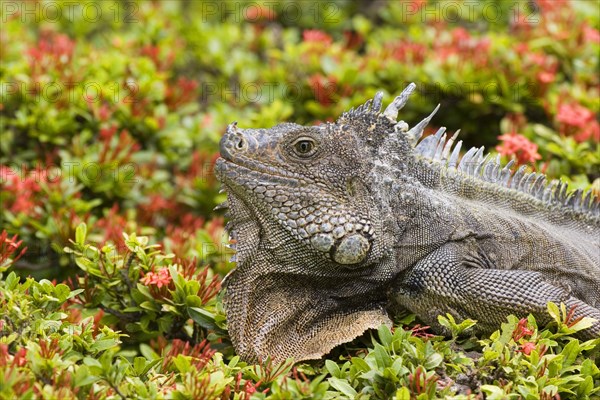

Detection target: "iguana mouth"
[215, 157, 303, 190]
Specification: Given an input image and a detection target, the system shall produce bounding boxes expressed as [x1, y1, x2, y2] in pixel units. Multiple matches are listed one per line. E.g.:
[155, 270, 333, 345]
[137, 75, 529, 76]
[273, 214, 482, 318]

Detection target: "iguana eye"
[292, 138, 317, 157]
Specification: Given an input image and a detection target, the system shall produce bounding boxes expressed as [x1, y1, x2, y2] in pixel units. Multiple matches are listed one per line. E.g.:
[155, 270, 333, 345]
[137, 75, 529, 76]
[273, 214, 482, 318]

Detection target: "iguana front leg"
[391, 243, 600, 339]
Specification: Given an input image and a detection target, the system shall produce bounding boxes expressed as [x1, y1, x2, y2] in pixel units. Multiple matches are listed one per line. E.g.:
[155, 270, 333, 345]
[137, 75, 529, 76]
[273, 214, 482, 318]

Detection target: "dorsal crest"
[343, 83, 600, 219]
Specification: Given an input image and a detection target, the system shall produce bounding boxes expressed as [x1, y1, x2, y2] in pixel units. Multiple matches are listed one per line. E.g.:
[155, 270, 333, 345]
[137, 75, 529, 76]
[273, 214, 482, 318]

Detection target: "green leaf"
[5, 272, 18, 290]
[185, 294, 202, 308]
[133, 357, 147, 376]
[74, 365, 100, 387]
[136, 283, 154, 299]
[66, 289, 84, 299]
[567, 317, 596, 333]
[481, 385, 508, 399]
[188, 307, 216, 330]
[377, 324, 393, 347]
[561, 340, 581, 368]
[139, 344, 160, 361]
[424, 352, 443, 370]
[75, 257, 97, 274]
[547, 302, 561, 324]
[140, 301, 160, 312]
[90, 338, 119, 352]
[350, 357, 370, 372]
[325, 360, 341, 378]
[372, 343, 392, 368]
[577, 375, 593, 397]
[75, 222, 87, 244]
[328, 377, 357, 397]
[83, 357, 103, 368]
[228, 356, 240, 369]
[54, 284, 71, 302]
[395, 387, 411, 400]
[173, 355, 191, 373]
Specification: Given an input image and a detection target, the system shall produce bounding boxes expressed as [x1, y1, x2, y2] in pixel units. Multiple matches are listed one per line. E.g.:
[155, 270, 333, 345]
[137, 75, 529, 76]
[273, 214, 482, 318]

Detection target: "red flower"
[512, 318, 535, 341]
[244, 4, 277, 21]
[140, 44, 175, 71]
[141, 44, 160, 63]
[519, 341, 536, 355]
[528, 53, 548, 67]
[0, 231, 27, 270]
[537, 71, 555, 84]
[557, 103, 594, 128]
[343, 31, 364, 50]
[405, 0, 427, 12]
[144, 194, 175, 214]
[302, 30, 333, 45]
[0, 165, 47, 215]
[515, 43, 529, 55]
[389, 40, 426, 64]
[165, 77, 199, 109]
[140, 268, 173, 300]
[496, 133, 542, 165]
[141, 268, 172, 288]
[452, 27, 470, 42]
[308, 74, 337, 106]
[13, 348, 27, 367]
[557, 102, 599, 143]
[583, 26, 600, 44]
[574, 120, 600, 143]
[99, 125, 118, 140]
[535, 0, 570, 14]
[97, 104, 111, 121]
[27, 33, 75, 65]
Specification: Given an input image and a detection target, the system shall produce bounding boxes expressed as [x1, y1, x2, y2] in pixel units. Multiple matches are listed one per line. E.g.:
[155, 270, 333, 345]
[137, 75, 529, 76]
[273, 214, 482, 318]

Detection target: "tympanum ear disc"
[333, 233, 370, 265]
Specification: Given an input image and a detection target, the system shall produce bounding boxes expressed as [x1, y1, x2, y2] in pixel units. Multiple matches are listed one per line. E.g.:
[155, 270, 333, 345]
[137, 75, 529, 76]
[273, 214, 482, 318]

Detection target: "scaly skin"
[215, 86, 600, 363]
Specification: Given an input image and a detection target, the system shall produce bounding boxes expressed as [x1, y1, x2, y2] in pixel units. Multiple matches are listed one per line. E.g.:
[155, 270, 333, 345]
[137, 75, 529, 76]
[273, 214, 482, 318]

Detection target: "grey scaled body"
[214, 84, 600, 363]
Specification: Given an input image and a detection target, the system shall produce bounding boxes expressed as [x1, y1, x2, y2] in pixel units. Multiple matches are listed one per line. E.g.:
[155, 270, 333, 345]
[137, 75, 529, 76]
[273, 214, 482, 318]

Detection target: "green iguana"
[214, 83, 600, 363]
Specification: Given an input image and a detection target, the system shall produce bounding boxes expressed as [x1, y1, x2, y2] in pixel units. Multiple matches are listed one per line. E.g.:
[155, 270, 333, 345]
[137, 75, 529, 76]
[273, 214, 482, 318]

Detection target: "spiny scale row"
[408, 107, 599, 217]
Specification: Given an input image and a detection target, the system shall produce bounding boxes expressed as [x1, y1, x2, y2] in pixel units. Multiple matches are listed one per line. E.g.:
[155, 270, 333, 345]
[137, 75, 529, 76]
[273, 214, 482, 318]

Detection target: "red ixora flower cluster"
[302, 29, 333, 45]
[308, 74, 338, 106]
[0, 165, 51, 216]
[141, 268, 172, 288]
[0, 231, 27, 269]
[27, 33, 75, 67]
[512, 318, 546, 356]
[556, 102, 600, 143]
[496, 132, 542, 165]
[512, 318, 534, 341]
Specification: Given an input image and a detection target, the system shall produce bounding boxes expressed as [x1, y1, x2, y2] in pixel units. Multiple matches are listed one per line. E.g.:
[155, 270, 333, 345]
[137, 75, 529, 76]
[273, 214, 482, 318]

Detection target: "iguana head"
[215, 84, 426, 362]
[218, 120, 381, 266]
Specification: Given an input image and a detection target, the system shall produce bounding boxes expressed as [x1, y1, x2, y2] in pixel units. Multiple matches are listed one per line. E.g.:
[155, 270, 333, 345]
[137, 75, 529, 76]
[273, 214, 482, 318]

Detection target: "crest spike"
[458, 147, 478, 171]
[433, 129, 447, 161]
[406, 104, 441, 147]
[383, 83, 417, 121]
[372, 91, 384, 113]
[441, 130, 460, 162]
[448, 140, 462, 169]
